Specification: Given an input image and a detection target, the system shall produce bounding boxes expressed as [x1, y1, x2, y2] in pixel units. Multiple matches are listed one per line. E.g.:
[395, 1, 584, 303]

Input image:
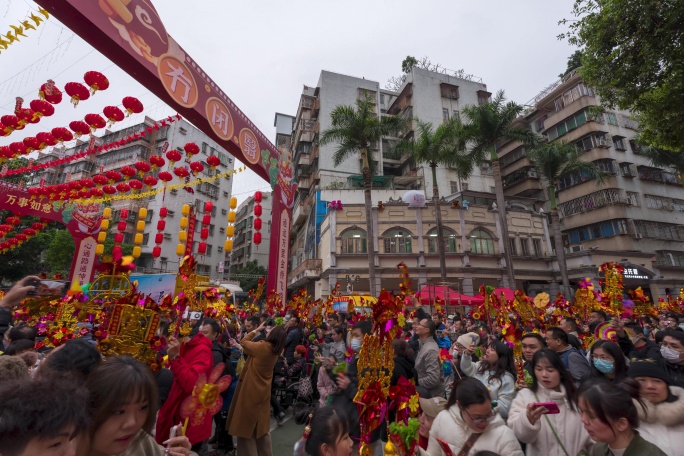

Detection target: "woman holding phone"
[508, 349, 593, 456]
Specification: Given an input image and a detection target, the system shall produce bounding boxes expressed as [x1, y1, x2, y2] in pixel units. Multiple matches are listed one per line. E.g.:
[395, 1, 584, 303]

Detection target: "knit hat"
[627, 358, 672, 384]
[295, 345, 307, 357]
[419, 396, 448, 418]
[456, 332, 480, 348]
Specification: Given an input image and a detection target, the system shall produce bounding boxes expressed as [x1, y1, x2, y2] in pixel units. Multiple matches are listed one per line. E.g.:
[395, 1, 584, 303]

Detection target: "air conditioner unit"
[597, 139, 609, 148]
[633, 233, 643, 239]
[570, 245, 585, 252]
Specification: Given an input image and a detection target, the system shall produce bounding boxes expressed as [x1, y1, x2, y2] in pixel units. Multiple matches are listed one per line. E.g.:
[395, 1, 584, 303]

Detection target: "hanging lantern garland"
[0, 219, 47, 255]
[64, 82, 90, 107]
[198, 201, 212, 255]
[153, 206, 168, 259]
[39, 79, 62, 104]
[114, 208, 129, 259]
[133, 208, 146, 259]
[253, 191, 263, 247]
[177, 204, 191, 257]
[83, 71, 109, 95]
[96, 208, 112, 256]
[224, 197, 237, 254]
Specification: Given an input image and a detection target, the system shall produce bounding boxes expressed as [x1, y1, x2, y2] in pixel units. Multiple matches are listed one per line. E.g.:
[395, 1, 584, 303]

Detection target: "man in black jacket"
[284, 315, 303, 364]
[614, 319, 661, 360]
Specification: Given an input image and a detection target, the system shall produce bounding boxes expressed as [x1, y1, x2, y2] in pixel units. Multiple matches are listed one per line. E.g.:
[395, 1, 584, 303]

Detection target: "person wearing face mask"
[420, 378, 523, 456]
[622, 359, 684, 456]
[414, 317, 445, 398]
[589, 340, 628, 382]
[660, 331, 684, 388]
[613, 320, 661, 361]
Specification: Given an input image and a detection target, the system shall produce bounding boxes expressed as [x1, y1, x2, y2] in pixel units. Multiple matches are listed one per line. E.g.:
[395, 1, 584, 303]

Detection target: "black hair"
[432, 312, 442, 320]
[304, 406, 350, 456]
[202, 318, 221, 337]
[0, 378, 89, 456]
[547, 327, 569, 345]
[655, 329, 669, 345]
[530, 349, 577, 410]
[446, 377, 491, 409]
[353, 319, 372, 336]
[624, 321, 644, 335]
[8, 325, 36, 342]
[591, 310, 608, 321]
[4, 339, 35, 356]
[577, 380, 639, 436]
[421, 317, 437, 337]
[589, 340, 628, 382]
[291, 315, 301, 325]
[477, 340, 516, 383]
[317, 322, 329, 331]
[265, 325, 287, 354]
[37, 338, 102, 380]
[588, 321, 601, 335]
[328, 314, 340, 323]
[562, 317, 579, 332]
[521, 333, 546, 347]
[392, 338, 415, 362]
[247, 315, 261, 327]
[664, 330, 684, 346]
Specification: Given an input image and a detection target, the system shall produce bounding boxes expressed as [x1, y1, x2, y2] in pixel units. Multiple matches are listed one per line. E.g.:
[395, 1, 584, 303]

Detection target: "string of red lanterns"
[253, 191, 262, 246]
[0, 219, 47, 254]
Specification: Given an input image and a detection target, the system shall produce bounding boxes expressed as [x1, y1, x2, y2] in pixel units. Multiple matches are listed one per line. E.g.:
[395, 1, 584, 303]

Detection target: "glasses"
[462, 407, 494, 425]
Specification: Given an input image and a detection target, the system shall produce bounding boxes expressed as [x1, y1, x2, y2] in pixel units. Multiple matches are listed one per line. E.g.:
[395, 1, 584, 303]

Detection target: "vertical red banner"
[185, 208, 196, 256]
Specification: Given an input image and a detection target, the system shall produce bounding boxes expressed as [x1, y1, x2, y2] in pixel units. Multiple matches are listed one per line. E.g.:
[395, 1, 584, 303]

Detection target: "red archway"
[14, 0, 295, 300]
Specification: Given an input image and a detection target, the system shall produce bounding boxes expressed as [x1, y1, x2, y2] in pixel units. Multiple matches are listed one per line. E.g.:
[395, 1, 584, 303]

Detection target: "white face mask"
[350, 338, 363, 352]
[661, 346, 682, 363]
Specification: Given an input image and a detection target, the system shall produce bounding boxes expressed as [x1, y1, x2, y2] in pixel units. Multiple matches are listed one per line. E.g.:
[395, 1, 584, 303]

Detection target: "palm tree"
[394, 117, 472, 281]
[527, 141, 607, 294]
[641, 145, 684, 185]
[319, 95, 405, 296]
[462, 90, 539, 289]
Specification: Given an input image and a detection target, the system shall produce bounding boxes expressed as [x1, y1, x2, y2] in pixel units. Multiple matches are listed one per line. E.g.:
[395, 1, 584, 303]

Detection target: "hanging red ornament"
[202, 214, 211, 226]
[189, 161, 204, 176]
[69, 121, 91, 139]
[206, 155, 220, 170]
[102, 185, 117, 195]
[200, 228, 208, 240]
[159, 207, 168, 218]
[9, 142, 27, 156]
[51, 127, 74, 143]
[128, 179, 143, 192]
[155, 233, 164, 244]
[105, 170, 123, 183]
[254, 204, 262, 217]
[64, 82, 90, 106]
[158, 171, 173, 184]
[166, 150, 182, 166]
[5, 217, 20, 225]
[115, 233, 124, 244]
[120, 209, 129, 219]
[134, 161, 151, 176]
[31, 222, 45, 231]
[253, 232, 262, 245]
[254, 218, 262, 230]
[120, 165, 136, 180]
[254, 191, 263, 203]
[18, 109, 39, 125]
[117, 221, 127, 231]
[0, 146, 13, 158]
[152, 246, 162, 258]
[90, 188, 104, 198]
[81, 178, 95, 188]
[14, 97, 23, 114]
[143, 175, 158, 189]
[103, 105, 125, 126]
[23, 228, 36, 237]
[39, 80, 62, 104]
[173, 167, 189, 179]
[23, 137, 42, 153]
[36, 132, 57, 149]
[204, 201, 213, 213]
[84, 113, 106, 133]
[1, 115, 19, 130]
[83, 71, 109, 94]
[149, 155, 166, 169]
[69, 181, 83, 190]
[198, 242, 207, 254]
[122, 96, 144, 116]
[0, 123, 9, 137]
[92, 174, 108, 187]
[30, 99, 55, 118]
[78, 189, 90, 198]
[184, 142, 200, 158]
[157, 220, 166, 232]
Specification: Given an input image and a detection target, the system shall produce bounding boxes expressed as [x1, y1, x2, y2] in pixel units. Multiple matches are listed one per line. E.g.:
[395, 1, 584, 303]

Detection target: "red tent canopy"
[491, 287, 533, 302]
[416, 285, 484, 306]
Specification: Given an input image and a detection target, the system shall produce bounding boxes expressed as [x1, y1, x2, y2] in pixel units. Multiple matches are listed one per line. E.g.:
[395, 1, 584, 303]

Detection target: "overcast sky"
[0, 0, 576, 203]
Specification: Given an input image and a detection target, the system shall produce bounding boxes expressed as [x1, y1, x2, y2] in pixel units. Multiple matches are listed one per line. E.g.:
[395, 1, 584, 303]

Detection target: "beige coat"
[226, 332, 279, 439]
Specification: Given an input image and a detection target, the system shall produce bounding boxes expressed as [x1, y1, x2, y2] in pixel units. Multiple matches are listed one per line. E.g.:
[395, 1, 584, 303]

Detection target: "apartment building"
[30, 118, 235, 277]
[497, 70, 684, 300]
[228, 191, 273, 274]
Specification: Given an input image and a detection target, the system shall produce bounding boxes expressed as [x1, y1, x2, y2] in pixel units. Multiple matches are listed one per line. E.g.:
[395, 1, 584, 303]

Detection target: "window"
[547, 110, 588, 140]
[509, 238, 518, 256]
[462, 182, 469, 191]
[442, 108, 449, 121]
[383, 228, 412, 254]
[532, 239, 543, 257]
[427, 228, 457, 253]
[450, 181, 459, 194]
[607, 112, 618, 125]
[627, 192, 639, 206]
[613, 136, 627, 151]
[452, 110, 460, 120]
[179, 127, 187, 135]
[595, 159, 616, 174]
[470, 229, 495, 254]
[520, 238, 530, 256]
[341, 229, 367, 254]
[567, 219, 629, 244]
[620, 162, 634, 177]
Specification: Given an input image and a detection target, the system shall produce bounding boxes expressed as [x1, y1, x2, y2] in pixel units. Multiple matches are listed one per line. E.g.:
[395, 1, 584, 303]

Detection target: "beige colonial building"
[289, 189, 554, 299]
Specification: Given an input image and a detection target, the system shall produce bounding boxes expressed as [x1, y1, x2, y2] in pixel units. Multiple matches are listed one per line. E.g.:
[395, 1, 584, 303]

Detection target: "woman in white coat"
[508, 348, 593, 456]
[420, 377, 523, 456]
[624, 359, 684, 456]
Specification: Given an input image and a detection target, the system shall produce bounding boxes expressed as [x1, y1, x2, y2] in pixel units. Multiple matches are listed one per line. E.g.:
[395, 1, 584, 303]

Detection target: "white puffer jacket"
[635, 386, 684, 456]
[419, 403, 523, 456]
[508, 385, 593, 456]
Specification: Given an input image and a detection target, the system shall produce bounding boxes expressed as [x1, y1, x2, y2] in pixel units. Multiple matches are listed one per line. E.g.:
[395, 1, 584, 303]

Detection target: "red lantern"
[9, 142, 27, 156]
[64, 82, 90, 106]
[157, 220, 166, 231]
[1, 115, 19, 130]
[112, 245, 122, 257]
[69, 120, 90, 138]
[202, 215, 211, 226]
[81, 178, 95, 188]
[253, 232, 262, 245]
[78, 189, 90, 198]
[198, 242, 207, 254]
[189, 161, 204, 175]
[166, 150, 182, 166]
[23, 228, 36, 237]
[114, 233, 124, 244]
[90, 188, 104, 198]
[134, 161, 151, 175]
[117, 221, 127, 231]
[69, 180, 83, 190]
[254, 191, 263, 203]
[0, 146, 13, 158]
[143, 175, 158, 189]
[51, 127, 74, 143]
[149, 155, 166, 169]
[15, 233, 27, 242]
[32, 222, 45, 231]
[200, 228, 209, 240]
[254, 204, 262, 217]
[84, 71, 109, 94]
[36, 132, 57, 148]
[17, 109, 39, 126]
[103, 185, 117, 195]
[152, 246, 162, 258]
[158, 171, 173, 183]
[128, 179, 143, 191]
[206, 155, 220, 170]
[103, 105, 125, 126]
[0, 224, 12, 232]
[84, 113, 106, 133]
[155, 233, 164, 244]
[105, 170, 123, 183]
[204, 202, 213, 213]
[254, 218, 262, 230]
[92, 174, 108, 187]
[39, 81, 62, 104]
[0, 123, 8, 137]
[173, 167, 189, 179]
[30, 99, 55, 118]
[184, 142, 200, 158]
[23, 137, 42, 152]
[120, 165, 136, 180]
[116, 182, 131, 194]
[120, 209, 129, 219]
[122, 96, 144, 115]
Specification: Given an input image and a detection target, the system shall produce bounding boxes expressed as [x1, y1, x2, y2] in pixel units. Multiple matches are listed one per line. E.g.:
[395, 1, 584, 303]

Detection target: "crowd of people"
[2, 275, 684, 456]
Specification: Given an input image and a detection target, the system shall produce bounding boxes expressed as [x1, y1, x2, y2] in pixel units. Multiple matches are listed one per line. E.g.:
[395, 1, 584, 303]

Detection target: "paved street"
[209, 409, 301, 455]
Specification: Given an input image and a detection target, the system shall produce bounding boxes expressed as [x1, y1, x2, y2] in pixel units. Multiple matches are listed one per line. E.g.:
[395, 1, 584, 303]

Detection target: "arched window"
[341, 228, 367, 254]
[427, 227, 457, 253]
[383, 228, 413, 253]
[470, 228, 495, 254]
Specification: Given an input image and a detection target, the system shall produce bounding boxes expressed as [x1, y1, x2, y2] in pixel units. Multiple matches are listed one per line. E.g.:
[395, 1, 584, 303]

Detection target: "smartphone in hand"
[532, 401, 560, 414]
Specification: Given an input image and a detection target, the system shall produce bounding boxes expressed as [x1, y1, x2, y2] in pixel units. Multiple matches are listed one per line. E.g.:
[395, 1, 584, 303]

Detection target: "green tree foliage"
[561, 0, 684, 151]
[559, 50, 583, 79]
[45, 228, 76, 277]
[0, 230, 52, 285]
[401, 56, 418, 74]
[232, 260, 267, 293]
[0, 157, 32, 186]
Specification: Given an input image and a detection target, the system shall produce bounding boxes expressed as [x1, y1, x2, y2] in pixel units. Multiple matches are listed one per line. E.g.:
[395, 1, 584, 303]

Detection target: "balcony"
[557, 188, 629, 218]
[288, 259, 322, 288]
[292, 197, 313, 227]
[637, 166, 681, 186]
